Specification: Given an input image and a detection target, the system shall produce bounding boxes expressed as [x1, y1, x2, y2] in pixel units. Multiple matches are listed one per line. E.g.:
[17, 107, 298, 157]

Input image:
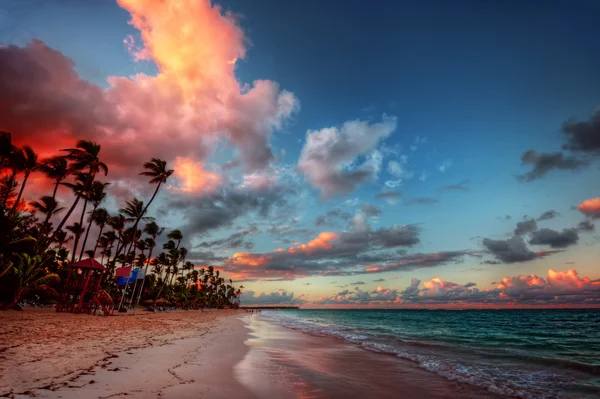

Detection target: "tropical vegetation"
[0, 131, 243, 311]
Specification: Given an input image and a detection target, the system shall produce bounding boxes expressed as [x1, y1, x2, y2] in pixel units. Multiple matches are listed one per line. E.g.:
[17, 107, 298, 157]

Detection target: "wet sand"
[237, 315, 503, 398]
[2, 309, 504, 398]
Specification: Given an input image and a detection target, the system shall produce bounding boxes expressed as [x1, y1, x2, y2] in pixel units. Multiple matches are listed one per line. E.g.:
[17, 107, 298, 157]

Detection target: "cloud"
[297, 115, 397, 198]
[374, 190, 401, 205]
[537, 210, 560, 221]
[561, 109, 600, 154]
[314, 209, 353, 227]
[360, 203, 381, 217]
[529, 228, 579, 248]
[514, 219, 538, 236]
[438, 159, 453, 173]
[2, 0, 299, 196]
[197, 230, 255, 251]
[218, 211, 445, 280]
[437, 180, 470, 192]
[350, 281, 366, 285]
[576, 220, 595, 232]
[239, 290, 306, 305]
[168, 178, 297, 239]
[314, 285, 399, 305]
[577, 198, 600, 219]
[397, 269, 600, 306]
[482, 236, 538, 263]
[406, 197, 438, 205]
[517, 150, 585, 181]
[362, 251, 470, 274]
[372, 278, 386, 282]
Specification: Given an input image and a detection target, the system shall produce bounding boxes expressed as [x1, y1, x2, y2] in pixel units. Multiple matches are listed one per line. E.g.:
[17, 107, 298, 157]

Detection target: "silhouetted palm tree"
[30, 196, 65, 228]
[51, 141, 107, 241]
[11, 146, 39, 211]
[39, 156, 70, 203]
[91, 208, 110, 259]
[78, 181, 109, 261]
[65, 222, 85, 263]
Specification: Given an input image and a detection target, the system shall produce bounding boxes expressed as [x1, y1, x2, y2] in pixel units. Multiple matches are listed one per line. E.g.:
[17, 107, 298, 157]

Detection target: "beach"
[1, 309, 507, 399]
[0, 308, 251, 398]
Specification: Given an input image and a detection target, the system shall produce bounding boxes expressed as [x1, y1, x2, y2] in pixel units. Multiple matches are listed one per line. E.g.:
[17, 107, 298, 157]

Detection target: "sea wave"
[262, 312, 599, 399]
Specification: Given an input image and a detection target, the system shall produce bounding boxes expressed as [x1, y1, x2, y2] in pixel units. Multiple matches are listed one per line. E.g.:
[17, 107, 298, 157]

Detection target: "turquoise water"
[262, 309, 600, 398]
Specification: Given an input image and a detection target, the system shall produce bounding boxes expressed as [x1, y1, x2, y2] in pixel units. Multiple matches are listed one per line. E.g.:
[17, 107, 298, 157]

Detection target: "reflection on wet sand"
[235, 315, 499, 399]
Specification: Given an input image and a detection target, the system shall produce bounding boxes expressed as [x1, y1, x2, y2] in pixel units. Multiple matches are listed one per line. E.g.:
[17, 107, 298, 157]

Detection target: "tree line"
[0, 132, 242, 310]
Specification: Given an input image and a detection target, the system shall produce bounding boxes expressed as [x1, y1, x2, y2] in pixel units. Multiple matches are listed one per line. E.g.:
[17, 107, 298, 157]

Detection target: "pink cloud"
[577, 198, 600, 219]
[1, 0, 299, 205]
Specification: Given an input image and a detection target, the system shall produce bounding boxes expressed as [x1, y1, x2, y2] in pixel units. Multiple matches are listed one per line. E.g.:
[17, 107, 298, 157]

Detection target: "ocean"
[257, 309, 600, 398]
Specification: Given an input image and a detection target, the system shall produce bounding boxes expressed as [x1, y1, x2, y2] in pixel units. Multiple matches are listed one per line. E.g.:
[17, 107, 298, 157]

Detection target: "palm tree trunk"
[135, 245, 154, 308]
[78, 204, 97, 261]
[51, 193, 81, 242]
[125, 182, 162, 264]
[91, 224, 105, 259]
[11, 172, 30, 211]
[70, 198, 88, 263]
[51, 179, 60, 202]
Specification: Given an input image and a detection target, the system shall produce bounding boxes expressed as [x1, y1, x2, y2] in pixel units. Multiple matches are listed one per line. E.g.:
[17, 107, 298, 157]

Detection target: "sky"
[1, 0, 599, 308]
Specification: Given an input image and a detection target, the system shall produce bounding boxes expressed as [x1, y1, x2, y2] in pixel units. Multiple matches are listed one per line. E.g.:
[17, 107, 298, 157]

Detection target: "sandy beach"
[0, 308, 251, 398]
[1, 309, 507, 399]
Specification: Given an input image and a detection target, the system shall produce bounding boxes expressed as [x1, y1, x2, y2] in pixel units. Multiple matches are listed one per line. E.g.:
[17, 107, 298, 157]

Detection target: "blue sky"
[1, 0, 599, 306]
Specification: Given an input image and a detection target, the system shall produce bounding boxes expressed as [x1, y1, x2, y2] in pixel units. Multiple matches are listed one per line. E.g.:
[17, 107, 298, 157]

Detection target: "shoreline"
[238, 314, 502, 398]
[3, 309, 507, 398]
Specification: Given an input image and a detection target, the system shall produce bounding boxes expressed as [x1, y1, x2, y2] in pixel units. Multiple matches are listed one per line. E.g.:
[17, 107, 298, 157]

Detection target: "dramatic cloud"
[374, 190, 401, 205]
[537, 210, 560, 221]
[482, 236, 538, 263]
[2, 0, 299, 189]
[517, 150, 585, 181]
[168, 179, 297, 239]
[297, 115, 397, 198]
[215, 209, 460, 280]
[514, 219, 538, 236]
[396, 269, 600, 306]
[562, 109, 600, 154]
[577, 198, 600, 219]
[529, 228, 579, 248]
[239, 290, 306, 305]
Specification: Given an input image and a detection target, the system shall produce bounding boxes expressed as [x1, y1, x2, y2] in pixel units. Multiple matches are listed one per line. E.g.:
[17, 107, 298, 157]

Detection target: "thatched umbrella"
[155, 298, 170, 305]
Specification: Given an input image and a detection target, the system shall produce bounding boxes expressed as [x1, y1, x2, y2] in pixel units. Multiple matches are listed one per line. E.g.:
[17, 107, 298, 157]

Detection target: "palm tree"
[124, 158, 173, 249]
[134, 222, 163, 307]
[1, 253, 60, 309]
[51, 141, 107, 241]
[11, 146, 39, 211]
[139, 158, 174, 217]
[0, 133, 19, 207]
[91, 208, 110, 259]
[179, 247, 188, 278]
[30, 196, 65, 229]
[65, 222, 85, 263]
[39, 156, 70, 203]
[78, 181, 109, 261]
[119, 198, 153, 263]
[107, 214, 126, 267]
[54, 230, 72, 252]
